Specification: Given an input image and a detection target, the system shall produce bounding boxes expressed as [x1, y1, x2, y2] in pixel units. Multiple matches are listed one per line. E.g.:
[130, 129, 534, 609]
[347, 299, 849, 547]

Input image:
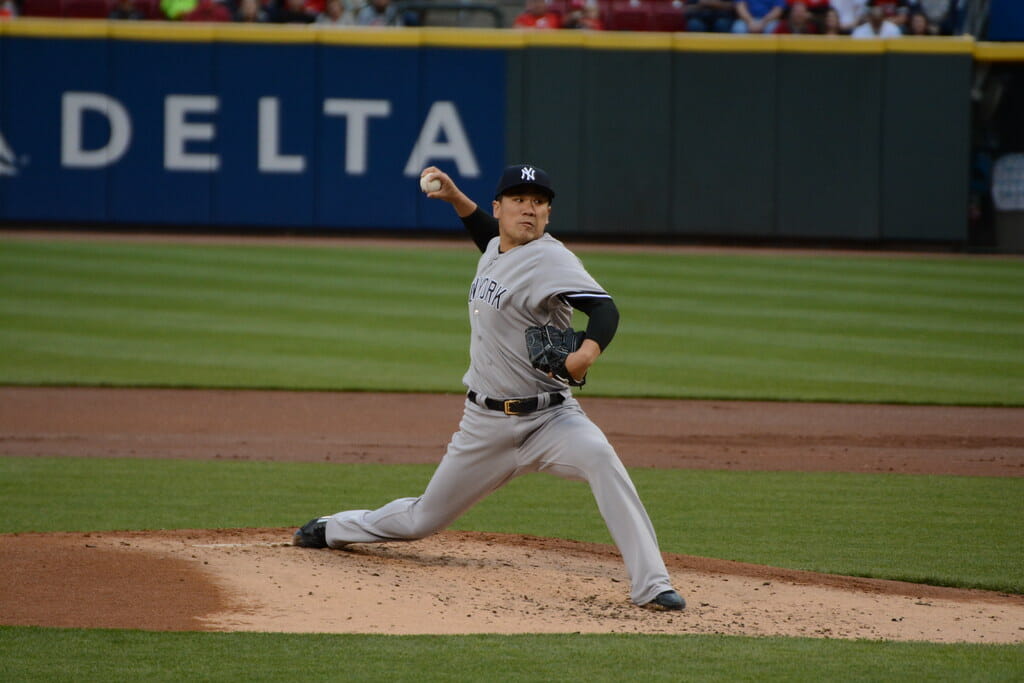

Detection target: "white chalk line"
[191, 542, 291, 548]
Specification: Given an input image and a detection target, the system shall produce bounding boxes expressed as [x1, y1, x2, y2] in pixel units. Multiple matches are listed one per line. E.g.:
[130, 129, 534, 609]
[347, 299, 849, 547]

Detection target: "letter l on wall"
[259, 97, 305, 173]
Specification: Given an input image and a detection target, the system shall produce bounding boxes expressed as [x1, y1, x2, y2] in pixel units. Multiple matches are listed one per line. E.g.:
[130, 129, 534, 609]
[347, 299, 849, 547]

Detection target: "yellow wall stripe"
[975, 41, 1024, 61]
[1, 17, 110, 38]
[777, 34, 884, 54]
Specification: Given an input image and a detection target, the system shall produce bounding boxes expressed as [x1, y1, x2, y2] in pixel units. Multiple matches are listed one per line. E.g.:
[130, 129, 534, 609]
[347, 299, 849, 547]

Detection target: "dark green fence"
[507, 35, 975, 243]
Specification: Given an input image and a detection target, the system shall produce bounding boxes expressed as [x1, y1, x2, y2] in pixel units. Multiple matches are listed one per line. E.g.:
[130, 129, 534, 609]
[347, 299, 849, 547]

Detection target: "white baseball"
[420, 174, 442, 193]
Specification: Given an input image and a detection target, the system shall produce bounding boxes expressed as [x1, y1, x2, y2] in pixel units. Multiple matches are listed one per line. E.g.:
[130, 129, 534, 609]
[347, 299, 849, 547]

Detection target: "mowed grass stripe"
[1, 629, 1022, 682]
[2, 238, 1022, 403]
[611, 342, 1018, 381]
[605, 267, 1024, 318]
[0, 316, 468, 358]
[0, 341, 467, 391]
[597, 357, 1015, 404]
[584, 251, 1024, 297]
[13, 241, 1021, 305]
[0, 239, 478, 276]
[0, 292, 469, 329]
[625, 297, 1022, 338]
[0, 253, 472, 302]
[616, 316, 1022, 364]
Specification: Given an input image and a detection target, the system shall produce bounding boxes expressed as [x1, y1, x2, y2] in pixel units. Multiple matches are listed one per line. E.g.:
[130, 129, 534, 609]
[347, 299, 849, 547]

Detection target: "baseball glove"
[525, 325, 586, 387]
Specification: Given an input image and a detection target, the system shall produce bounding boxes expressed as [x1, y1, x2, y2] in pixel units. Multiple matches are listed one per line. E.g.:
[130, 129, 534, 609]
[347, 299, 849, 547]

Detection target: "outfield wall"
[0, 21, 1004, 242]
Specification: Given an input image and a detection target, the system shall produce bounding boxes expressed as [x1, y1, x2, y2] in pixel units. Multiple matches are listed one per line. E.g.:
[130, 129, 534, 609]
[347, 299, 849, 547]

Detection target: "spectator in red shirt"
[775, 0, 818, 33]
[788, 0, 829, 25]
[870, 0, 908, 27]
[514, 0, 562, 28]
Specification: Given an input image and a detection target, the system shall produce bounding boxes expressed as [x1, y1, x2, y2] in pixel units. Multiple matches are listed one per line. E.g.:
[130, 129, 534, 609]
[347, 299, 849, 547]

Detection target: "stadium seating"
[63, 0, 114, 17]
[20, 0, 166, 17]
[138, 0, 164, 17]
[605, 0, 650, 31]
[20, 0, 65, 16]
[18, 0, 691, 30]
[649, 0, 687, 31]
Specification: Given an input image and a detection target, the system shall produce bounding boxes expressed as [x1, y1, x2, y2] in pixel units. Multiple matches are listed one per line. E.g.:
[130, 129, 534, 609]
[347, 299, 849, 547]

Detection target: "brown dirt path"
[2, 387, 1023, 642]
[3, 387, 1023, 476]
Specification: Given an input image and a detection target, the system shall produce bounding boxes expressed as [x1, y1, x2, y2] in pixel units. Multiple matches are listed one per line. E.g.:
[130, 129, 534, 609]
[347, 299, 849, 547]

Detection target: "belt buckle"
[503, 399, 526, 416]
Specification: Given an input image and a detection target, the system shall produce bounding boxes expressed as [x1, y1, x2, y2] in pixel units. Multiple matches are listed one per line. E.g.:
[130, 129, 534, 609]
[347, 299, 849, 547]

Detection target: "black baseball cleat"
[293, 516, 329, 548]
[645, 590, 685, 611]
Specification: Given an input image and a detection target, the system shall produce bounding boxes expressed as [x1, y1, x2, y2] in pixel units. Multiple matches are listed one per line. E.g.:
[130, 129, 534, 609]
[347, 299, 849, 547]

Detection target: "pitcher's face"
[493, 192, 552, 250]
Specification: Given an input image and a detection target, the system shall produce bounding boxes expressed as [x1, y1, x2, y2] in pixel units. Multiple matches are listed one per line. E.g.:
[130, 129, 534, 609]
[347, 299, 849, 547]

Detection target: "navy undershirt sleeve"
[567, 296, 619, 351]
[460, 207, 499, 253]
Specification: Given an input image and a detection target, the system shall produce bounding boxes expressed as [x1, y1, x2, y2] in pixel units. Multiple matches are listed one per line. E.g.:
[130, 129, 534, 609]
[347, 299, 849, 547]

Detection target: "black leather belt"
[467, 390, 565, 416]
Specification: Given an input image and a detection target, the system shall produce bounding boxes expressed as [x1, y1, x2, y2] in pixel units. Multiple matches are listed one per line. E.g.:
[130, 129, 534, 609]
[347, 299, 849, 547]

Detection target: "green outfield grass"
[2, 235, 1023, 680]
[1, 237, 1021, 404]
[2, 628, 1022, 682]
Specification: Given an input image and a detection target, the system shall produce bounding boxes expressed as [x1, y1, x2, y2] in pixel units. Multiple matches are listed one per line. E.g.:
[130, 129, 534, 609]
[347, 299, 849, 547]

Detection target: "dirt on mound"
[2, 528, 1023, 643]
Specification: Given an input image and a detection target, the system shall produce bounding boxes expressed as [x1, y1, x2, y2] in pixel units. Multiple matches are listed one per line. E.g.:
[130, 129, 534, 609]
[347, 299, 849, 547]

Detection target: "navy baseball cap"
[494, 164, 555, 200]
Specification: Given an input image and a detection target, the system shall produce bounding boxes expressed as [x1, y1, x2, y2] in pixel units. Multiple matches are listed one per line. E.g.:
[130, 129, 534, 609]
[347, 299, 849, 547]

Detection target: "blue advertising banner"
[0, 27, 506, 232]
[109, 38, 217, 225]
[316, 45, 421, 230]
[3, 37, 112, 222]
[214, 41, 317, 228]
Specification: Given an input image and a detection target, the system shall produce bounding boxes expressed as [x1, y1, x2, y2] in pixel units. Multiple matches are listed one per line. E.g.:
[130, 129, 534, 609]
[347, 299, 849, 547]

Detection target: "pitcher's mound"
[2, 528, 1023, 643]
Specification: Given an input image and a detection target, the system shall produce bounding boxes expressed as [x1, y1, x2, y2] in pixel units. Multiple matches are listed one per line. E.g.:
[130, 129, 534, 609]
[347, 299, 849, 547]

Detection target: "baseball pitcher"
[293, 164, 685, 611]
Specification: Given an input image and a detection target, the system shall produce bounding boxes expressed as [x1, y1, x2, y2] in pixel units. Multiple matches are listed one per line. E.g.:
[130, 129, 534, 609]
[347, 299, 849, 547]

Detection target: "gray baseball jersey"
[463, 233, 609, 398]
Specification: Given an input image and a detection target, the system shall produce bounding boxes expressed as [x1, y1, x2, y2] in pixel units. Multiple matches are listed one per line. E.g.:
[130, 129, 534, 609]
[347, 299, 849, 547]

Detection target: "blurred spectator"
[0, 0, 16, 18]
[683, 0, 735, 32]
[514, 0, 561, 28]
[356, 0, 396, 24]
[820, 6, 842, 33]
[183, 0, 232, 20]
[904, 9, 931, 34]
[317, 0, 354, 24]
[851, 2, 901, 36]
[731, 0, 785, 33]
[274, 0, 315, 22]
[907, 0, 952, 33]
[109, 0, 145, 19]
[831, 0, 867, 32]
[791, 0, 827, 15]
[869, 0, 908, 26]
[775, 1, 818, 32]
[162, 0, 199, 19]
[234, 0, 269, 21]
[563, 0, 604, 29]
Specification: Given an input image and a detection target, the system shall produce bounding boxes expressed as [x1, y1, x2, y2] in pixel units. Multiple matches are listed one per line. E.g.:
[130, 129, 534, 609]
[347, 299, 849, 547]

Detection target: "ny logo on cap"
[521, 166, 536, 182]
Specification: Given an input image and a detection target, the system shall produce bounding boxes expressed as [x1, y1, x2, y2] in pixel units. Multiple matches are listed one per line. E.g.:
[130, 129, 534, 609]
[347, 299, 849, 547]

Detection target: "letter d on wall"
[61, 92, 132, 169]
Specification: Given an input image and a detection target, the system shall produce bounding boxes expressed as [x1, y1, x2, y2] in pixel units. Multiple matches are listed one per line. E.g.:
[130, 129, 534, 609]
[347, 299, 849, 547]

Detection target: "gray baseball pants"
[324, 397, 675, 605]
